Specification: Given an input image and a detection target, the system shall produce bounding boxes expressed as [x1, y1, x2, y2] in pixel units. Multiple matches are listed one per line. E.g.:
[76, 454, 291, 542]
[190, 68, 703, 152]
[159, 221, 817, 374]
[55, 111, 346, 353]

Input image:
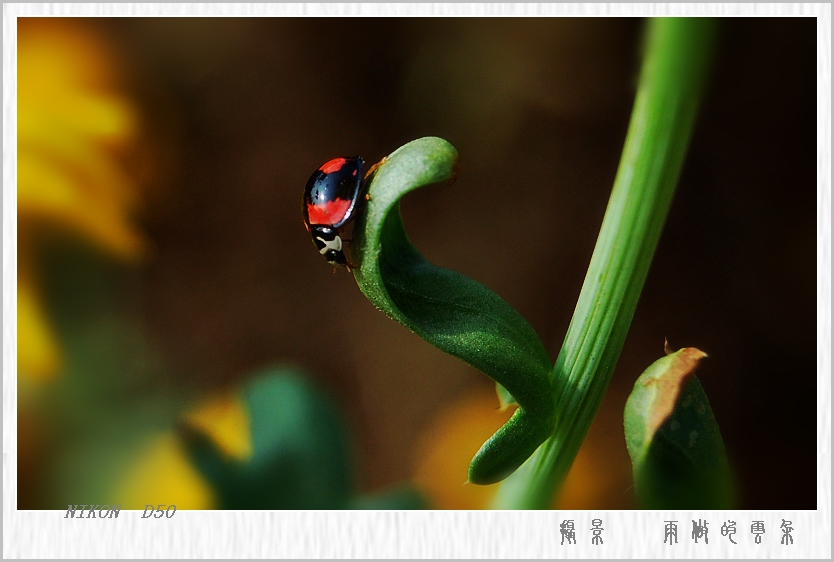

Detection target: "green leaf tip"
[495, 382, 518, 411]
[624, 346, 734, 509]
[351, 137, 556, 485]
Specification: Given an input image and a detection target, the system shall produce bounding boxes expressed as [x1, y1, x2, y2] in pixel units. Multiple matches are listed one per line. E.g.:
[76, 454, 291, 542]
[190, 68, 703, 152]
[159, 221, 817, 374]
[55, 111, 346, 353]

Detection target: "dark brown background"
[59, 17, 816, 509]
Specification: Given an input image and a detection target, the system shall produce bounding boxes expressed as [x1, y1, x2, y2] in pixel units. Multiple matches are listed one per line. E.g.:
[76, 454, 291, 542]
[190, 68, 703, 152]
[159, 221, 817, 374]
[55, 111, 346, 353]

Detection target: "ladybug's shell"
[303, 157, 364, 229]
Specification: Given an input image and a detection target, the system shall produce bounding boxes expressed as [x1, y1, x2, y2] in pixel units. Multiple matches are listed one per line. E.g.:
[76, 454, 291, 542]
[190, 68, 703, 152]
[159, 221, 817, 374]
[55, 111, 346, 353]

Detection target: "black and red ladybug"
[301, 156, 365, 271]
[303, 156, 379, 271]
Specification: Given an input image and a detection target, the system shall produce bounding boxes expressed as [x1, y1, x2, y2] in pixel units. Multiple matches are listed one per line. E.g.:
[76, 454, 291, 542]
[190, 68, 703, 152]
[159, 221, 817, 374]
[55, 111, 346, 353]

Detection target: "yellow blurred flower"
[413, 389, 513, 509]
[17, 18, 147, 382]
[182, 391, 254, 462]
[16, 268, 59, 381]
[414, 389, 631, 509]
[113, 391, 252, 509]
[115, 433, 217, 510]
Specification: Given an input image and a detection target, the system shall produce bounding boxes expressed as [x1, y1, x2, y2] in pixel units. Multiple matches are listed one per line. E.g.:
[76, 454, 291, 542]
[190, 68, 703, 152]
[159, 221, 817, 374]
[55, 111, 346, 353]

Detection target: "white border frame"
[3, 3, 830, 558]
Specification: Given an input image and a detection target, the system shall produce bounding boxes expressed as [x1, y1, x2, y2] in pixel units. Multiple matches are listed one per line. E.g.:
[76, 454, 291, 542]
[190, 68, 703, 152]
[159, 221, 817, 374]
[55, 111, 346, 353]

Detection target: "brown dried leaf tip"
[645, 347, 709, 440]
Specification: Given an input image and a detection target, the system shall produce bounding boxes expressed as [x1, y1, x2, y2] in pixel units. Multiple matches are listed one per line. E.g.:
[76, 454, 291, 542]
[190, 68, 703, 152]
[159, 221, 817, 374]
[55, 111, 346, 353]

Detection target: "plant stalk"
[494, 17, 717, 509]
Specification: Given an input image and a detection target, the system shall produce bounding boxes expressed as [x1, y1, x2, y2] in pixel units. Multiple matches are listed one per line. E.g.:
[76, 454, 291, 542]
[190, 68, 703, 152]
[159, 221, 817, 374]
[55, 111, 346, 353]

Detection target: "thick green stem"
[494, 17, 717, 509]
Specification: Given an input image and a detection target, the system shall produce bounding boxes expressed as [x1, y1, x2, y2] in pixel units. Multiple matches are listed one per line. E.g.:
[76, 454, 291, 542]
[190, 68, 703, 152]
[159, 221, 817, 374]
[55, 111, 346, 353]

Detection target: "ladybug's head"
[324, 249, 348, 267]
[310, 225, 349, 268]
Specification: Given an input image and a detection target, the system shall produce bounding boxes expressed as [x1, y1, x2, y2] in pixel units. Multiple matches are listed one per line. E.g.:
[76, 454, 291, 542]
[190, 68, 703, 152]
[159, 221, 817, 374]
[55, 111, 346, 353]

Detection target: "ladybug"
[302, 156, 368, 271]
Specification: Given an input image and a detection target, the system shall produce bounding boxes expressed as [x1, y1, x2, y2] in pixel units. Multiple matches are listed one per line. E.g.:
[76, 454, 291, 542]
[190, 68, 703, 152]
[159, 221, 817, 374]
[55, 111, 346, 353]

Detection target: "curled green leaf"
[352, 137, 556, 485]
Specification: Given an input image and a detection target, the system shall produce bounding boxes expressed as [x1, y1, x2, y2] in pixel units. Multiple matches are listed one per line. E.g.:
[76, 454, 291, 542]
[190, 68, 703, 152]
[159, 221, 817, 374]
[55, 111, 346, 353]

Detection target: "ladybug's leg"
[340, 228, 358, 270]
[338, 227, 351, 246]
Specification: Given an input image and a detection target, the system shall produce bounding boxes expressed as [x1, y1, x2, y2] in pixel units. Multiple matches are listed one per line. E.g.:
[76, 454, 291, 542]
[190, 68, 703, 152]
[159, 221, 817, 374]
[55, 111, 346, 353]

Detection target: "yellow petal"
[17, 278, 60, 382]
[18, 151, 146, 260]
[19, 91, 137, 148]
[18, 18, 117, 90]
[114, 433, 216, 510]
[182, 393, 253, 462]
[18, 134, 141, 215]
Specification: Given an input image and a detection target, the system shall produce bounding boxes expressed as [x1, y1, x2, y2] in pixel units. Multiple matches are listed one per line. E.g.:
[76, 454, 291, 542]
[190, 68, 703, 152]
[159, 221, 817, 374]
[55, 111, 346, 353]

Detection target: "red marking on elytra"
[319, 158, 348, 174]
[307, 199, 351, 225]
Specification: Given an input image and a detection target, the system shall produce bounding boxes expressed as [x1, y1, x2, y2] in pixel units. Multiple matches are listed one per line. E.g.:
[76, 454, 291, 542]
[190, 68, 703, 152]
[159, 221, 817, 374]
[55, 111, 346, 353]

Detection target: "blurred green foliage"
[180, 367, 355, 509]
